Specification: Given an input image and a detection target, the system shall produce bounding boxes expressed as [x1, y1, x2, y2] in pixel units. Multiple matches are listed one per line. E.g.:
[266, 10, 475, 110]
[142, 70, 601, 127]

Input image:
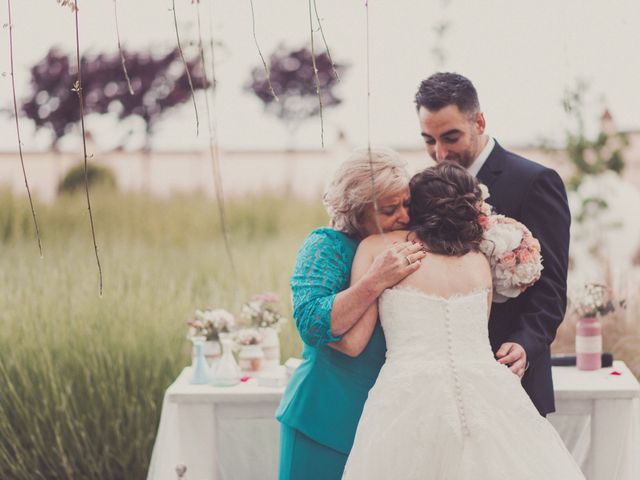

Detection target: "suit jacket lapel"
[476, 140, 505, 192]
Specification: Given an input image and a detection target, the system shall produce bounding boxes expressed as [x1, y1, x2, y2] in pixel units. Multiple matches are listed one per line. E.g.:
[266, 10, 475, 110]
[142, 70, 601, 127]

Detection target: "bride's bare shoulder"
[360, 230, 409, 250]
[462, 250, 492, 282]
[466, 250, 490, 263]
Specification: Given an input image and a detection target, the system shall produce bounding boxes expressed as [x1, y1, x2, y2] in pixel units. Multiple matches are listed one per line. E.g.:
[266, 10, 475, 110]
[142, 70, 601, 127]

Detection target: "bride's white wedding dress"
[342, 287, 585, 480]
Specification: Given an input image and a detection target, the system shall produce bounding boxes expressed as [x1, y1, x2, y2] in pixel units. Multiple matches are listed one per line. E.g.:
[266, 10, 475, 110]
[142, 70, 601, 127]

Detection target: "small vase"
[576, 316, 602, 370]
[210, 335, 241, 387]
[260, 327, 281, 370]
[190, 336, 212, 384]
[239, 344, 264, 373]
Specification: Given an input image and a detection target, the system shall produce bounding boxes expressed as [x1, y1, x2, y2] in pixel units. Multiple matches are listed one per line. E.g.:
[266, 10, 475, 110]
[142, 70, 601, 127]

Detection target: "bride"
[341, 162, 584, 479]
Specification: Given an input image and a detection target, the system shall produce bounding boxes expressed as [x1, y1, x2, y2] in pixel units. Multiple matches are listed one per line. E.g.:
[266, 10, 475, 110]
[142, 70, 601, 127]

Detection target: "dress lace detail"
[290, 228, 357, 347]
[389, 285, 490, 303]
[342, 288, 585, 480]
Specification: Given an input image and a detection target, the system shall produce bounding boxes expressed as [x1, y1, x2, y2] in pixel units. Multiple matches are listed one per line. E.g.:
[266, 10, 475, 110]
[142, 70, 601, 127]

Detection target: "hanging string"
[364, 1, 384, 237]
[312, 0, 339, 81]
[73, 0, 103, 296]
[171, 0, 200, 136]
[308, 0, 325, 147]
[249, 0, 278, 101]
[113, 0, 134, 95]
[196, 0, 237, 278]
[7, 0, 43, 258]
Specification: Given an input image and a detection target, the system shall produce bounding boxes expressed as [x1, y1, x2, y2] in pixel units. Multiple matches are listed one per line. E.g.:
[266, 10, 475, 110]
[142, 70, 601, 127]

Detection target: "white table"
[147, 361, 640, 480]
[146, 369, 285, 480]
[548, 361, 640, 480]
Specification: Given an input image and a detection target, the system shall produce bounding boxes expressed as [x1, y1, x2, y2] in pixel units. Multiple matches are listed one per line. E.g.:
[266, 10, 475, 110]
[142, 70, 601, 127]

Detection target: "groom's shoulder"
[496, 144, 550, 179]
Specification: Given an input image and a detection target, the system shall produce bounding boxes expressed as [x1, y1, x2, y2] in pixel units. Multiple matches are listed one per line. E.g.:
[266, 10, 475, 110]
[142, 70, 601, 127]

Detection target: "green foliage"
[562, 81, 629, 190]
[0, 190, 327, 479]
[58, 163, 117, 195]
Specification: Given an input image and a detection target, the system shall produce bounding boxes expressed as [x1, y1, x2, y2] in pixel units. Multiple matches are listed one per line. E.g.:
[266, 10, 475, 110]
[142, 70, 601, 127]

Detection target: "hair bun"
[409, 162, 483, 256]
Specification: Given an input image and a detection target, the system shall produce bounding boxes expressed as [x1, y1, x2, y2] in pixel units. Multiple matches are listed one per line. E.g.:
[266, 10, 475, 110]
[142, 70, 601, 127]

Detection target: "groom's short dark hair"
[415, 72, 480, 114]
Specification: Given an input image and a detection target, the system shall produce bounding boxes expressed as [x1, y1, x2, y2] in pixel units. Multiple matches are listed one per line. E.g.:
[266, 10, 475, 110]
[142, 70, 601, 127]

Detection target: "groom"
[414, 72, 571, 416]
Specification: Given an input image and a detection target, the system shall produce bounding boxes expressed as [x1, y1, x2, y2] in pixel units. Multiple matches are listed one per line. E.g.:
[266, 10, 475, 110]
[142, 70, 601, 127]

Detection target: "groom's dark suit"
[476, 140, 571, 416]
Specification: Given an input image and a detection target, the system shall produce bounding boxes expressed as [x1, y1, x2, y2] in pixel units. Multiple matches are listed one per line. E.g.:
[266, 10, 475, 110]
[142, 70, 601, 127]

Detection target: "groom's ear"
[474, 112, 486, 134]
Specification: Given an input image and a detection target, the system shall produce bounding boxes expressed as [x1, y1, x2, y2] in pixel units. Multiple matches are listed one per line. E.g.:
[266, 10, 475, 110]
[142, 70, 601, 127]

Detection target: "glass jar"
[210, 335, 241, 387]
[238, 344, 264, 373]
[260, 327, 281, 370]
[576, 316, 602, 370]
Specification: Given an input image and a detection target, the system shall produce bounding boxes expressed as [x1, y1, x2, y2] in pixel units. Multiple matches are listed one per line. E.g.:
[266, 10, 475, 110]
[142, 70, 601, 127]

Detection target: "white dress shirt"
[467, 136, 495, 178]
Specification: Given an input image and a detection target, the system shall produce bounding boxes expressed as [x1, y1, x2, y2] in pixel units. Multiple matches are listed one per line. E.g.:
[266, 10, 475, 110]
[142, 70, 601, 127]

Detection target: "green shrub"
[58, 163, 117, 194]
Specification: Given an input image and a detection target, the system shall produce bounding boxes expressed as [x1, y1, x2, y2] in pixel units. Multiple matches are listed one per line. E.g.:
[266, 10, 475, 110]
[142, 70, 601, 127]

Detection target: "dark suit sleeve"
[507, 168, 571, 363]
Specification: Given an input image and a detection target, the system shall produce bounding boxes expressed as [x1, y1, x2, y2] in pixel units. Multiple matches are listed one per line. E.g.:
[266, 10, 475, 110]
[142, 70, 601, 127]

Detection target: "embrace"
[276, 73, 584, 479]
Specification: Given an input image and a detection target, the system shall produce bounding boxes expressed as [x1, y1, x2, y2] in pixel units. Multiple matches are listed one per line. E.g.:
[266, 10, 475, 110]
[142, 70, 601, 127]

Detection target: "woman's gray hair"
[323, 147, 409, 237]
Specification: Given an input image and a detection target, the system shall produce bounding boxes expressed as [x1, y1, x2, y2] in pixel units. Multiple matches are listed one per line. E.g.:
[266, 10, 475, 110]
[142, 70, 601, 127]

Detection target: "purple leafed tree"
[246, 44, 345, 136]
[21, 47, 209, 150]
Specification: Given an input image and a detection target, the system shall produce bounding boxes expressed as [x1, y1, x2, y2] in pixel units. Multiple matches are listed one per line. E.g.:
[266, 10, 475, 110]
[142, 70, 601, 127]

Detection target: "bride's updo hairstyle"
[409, 162, 483, 256]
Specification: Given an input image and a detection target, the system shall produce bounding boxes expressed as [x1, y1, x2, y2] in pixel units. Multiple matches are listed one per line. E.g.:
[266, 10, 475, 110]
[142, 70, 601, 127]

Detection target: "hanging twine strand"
[73, 0, 104, 295]
[171, 0, 200, 136]
[7, 0, 43, 258]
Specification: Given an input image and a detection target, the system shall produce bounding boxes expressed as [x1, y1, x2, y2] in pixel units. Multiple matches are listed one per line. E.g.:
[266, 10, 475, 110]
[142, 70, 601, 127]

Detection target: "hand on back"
[364, 240, 426, 292]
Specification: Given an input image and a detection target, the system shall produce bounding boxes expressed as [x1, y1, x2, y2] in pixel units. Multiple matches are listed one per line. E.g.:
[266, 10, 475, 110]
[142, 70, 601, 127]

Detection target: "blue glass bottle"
[190, 336, 211, 384]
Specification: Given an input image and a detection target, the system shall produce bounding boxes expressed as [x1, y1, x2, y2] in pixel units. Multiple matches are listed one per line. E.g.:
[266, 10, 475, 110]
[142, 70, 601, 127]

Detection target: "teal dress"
[276, 228, 387, 480]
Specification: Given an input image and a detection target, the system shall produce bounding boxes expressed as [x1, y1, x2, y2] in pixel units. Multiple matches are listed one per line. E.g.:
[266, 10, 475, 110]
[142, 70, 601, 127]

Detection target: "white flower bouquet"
[187, 308, 236, 341]
[241, 292, 288, 331]
[234, 328, 262, 346]
[478, 189, 544, 303]
[571, 283, 622, 318]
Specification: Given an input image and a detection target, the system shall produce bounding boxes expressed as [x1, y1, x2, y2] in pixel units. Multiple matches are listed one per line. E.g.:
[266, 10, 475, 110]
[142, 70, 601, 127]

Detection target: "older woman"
[276, 148, 426, 480]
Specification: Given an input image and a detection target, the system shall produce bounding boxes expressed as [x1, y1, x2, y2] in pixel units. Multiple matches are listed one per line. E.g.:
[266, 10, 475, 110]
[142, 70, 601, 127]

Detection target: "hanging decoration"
[249, 0, 278, 101]
[171, 0, 200, 136]
[195, 0, 236, 276]
[72, 0, 104, 295]
[112, 0, 134, 95]
[7, 0, 43, 257]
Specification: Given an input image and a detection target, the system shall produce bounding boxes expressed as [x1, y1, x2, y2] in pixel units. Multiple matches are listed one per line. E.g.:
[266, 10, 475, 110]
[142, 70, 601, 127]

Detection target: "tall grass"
[0, 189, 327, 479]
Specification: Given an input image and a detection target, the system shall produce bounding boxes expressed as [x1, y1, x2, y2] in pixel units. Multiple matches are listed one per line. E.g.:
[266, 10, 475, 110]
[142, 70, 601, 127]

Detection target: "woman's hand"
[363, 241, 426, 294]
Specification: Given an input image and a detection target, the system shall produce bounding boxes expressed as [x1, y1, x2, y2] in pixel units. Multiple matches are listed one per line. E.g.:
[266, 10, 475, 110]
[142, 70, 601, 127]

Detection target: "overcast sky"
[1, 0, 639, 152]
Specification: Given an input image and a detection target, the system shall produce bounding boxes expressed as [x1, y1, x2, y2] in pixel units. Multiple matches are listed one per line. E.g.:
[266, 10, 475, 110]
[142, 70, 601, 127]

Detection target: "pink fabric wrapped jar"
[575, 316, 602, 370]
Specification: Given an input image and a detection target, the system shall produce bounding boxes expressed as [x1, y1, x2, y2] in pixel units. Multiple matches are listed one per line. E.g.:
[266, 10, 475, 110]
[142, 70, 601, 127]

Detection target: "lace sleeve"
[291, 229, 355, 347]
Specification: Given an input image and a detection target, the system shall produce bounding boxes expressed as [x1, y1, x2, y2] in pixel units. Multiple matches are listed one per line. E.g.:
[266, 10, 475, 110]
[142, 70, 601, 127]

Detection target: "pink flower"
[517, 248, 533, 264]
[479, 212, 544, 303]
[478, 213, 492, 229]
[253, 292, 279, 303]
[499, 251, 517, 268]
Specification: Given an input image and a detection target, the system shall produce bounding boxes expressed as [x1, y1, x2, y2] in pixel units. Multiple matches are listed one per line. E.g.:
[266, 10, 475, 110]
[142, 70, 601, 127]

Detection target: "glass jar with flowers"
[235, 328, 264, 373]
[241, 293, 287, 369]
[571, 283, 620, 370]
[187, 308, 235, 366]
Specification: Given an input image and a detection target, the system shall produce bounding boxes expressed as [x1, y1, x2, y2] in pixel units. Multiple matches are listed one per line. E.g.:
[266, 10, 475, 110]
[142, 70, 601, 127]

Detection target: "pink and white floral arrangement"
[241, 292, 288, 331]
[478, 185, 544, 303]
[234, 328, 262, 346]
[571, 282, 623, 318]
[187, 308, 236, 341]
